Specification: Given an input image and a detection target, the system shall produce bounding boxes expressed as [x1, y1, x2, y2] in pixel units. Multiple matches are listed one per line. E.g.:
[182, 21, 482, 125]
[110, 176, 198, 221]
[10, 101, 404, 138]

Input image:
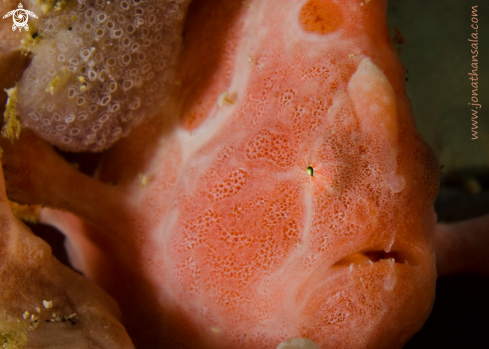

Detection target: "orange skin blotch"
[176, 0, 245, 131]
[299, 0, 343, 35]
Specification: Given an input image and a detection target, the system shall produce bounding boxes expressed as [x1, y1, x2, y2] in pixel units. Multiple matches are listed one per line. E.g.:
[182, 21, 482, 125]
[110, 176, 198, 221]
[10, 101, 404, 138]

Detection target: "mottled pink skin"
[1, 0, 440, 348]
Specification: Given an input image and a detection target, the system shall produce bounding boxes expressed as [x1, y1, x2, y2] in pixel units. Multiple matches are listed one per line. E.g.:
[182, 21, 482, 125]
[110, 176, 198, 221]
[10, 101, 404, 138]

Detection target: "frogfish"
[2, 0, 472, 348]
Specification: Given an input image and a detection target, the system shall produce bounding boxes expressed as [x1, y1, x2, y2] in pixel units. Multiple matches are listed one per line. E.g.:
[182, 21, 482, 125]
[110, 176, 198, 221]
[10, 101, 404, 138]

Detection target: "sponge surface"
[16, 0, 190, 151]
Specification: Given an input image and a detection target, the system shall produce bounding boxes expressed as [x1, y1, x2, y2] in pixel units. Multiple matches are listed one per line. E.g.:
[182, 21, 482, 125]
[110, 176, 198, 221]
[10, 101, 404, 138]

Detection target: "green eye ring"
[306, 166, 314, 177]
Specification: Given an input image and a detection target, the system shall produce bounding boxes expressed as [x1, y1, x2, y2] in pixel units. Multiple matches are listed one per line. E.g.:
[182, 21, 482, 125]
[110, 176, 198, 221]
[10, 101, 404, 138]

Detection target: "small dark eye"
[306, 166, 314, 177]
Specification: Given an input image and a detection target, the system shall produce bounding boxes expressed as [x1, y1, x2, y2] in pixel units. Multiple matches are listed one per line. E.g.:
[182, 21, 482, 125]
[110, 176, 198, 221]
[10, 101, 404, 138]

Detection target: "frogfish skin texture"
[0, 0, 441, 348]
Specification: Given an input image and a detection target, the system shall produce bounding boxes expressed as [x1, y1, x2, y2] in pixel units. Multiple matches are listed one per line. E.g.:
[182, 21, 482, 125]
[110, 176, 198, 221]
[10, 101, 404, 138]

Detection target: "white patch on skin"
[348, 57, 405, 194]
[276, 337, 320, 349]
[302, 183, 314, 248]
[175, 0, 269, 166]
[348, 57, 398, 149]
[383, 258, 397, 291]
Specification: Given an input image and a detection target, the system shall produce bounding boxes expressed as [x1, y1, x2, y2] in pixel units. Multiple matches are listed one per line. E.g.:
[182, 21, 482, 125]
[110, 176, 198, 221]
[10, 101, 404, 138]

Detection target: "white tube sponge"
[16, 0, 191, 151]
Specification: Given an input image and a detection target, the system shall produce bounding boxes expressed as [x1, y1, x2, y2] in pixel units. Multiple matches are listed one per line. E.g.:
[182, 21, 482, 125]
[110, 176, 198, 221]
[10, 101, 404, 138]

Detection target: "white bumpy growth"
[16, 0, 190, 151]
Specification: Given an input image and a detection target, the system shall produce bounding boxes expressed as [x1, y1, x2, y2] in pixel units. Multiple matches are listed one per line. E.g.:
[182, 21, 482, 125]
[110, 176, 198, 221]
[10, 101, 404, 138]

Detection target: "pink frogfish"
[0, 0, 448, 348]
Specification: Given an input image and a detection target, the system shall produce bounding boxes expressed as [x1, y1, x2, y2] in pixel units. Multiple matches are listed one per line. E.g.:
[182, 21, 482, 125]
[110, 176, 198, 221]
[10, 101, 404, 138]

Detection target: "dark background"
[388, 1, 489, 348]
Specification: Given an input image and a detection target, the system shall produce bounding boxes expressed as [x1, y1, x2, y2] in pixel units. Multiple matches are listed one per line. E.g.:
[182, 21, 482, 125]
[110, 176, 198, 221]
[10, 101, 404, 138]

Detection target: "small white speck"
[23, 311, 30, 319]
[43, 300, 53, 309]
[217, 92, 234, 107]
[211, 327, 221, 334]
[138, 173, 149, 187]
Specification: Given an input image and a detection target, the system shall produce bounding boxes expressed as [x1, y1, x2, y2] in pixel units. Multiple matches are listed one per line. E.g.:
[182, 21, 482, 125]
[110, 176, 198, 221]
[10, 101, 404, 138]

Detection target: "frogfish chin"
[0, 0, 440, 348]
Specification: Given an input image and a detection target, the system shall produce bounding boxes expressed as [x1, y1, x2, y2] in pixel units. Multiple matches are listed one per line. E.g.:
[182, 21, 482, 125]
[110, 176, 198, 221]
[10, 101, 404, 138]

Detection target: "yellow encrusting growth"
[138, 174, 149, 187]
[0, 331, 27, 349]
[0, 315, 29, 349]
[45, 68, 71, 95]
[19, 31, 40, 56]
[2, 86, 21, 142]
[39, 0, 70, 13]
[8, 201, 41, 224]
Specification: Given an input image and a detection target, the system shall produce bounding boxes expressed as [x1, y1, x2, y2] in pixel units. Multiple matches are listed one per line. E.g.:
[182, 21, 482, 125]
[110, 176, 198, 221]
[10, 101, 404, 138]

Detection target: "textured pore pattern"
[207, 169, 249, 203]
[16, 0, 190, 151]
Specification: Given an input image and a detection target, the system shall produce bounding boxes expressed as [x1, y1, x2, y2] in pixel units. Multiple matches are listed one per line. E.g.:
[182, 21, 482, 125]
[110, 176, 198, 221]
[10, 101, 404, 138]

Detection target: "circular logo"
[13, 9, 28, 28]
[2, 3, 38, 32]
